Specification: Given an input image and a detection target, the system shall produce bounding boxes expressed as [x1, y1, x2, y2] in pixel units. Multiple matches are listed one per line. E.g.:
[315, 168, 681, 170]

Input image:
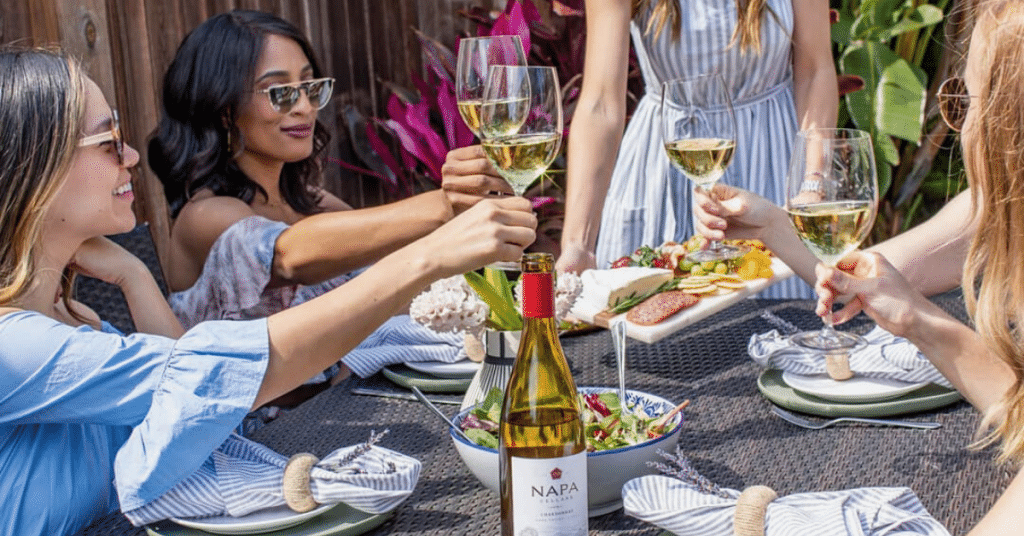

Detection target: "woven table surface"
[76, 291, 1008, 535]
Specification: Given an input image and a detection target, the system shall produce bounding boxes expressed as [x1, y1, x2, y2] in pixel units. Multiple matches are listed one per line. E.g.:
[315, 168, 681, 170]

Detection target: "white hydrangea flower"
[514, 271, 584, 322]
[409, 275, 489, 335]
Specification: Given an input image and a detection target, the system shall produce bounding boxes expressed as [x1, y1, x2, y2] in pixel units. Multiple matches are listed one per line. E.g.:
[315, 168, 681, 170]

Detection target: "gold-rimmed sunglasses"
[78, 109, 124, 165]
[255, 77, 335, 113]
[936, 76, 971, 132]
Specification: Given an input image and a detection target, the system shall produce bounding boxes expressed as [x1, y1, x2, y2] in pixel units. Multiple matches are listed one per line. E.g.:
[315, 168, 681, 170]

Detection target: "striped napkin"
[342, 314, 466, 378]
[623, 475, 951, 535]
[748, 325, 953, 388]
[123, 433, 420, 526]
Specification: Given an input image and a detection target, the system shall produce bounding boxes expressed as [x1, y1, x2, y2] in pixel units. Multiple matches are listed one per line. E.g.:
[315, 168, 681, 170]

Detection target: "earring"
[226, 128, 244, 159]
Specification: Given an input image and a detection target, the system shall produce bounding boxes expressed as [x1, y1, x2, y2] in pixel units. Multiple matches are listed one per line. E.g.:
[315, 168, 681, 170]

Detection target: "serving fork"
[771, 406, 941, 430]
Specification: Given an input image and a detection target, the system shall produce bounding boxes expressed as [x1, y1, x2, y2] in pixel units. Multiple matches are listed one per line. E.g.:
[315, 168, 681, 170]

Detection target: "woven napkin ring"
[733, 485, 778, 536]
[283, 453, 321, 512]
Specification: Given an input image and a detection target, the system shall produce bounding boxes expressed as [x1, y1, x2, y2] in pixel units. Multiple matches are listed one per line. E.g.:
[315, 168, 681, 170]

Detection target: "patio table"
[76, 291, 1011, 536]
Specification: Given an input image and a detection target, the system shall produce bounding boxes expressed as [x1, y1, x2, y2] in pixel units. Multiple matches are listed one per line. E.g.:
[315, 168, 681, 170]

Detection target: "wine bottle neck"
[521, 272, 554, 319]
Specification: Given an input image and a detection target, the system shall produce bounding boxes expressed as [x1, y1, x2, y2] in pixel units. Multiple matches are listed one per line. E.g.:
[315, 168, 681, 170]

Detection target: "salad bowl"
[450, 386, 685, 516]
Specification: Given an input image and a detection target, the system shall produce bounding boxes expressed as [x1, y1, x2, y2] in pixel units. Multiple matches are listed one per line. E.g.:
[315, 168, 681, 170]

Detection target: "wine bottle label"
[509, 451, 588, 535]
[521, 272, 554, 318]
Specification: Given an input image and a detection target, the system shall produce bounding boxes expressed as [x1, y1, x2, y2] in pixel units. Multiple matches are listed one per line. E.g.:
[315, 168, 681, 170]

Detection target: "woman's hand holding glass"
[785, 128, 878, 352]
[478, 65, 562, 197]
[661, 74, 745, 262]
[452, 35, 527, 200]
[815, 251, 935, 340]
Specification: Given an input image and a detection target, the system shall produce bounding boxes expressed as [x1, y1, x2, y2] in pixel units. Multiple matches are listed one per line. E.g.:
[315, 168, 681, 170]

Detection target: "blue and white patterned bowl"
[450, 386, 685, 517]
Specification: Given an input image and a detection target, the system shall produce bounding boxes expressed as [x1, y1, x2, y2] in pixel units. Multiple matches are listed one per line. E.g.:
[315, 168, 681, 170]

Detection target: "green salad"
[458, 388, 681, 452]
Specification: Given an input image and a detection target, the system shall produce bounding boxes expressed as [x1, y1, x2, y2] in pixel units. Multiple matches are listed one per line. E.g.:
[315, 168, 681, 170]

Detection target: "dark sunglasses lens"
[309, 79, 333, 109]
[268, 86, 298, 111]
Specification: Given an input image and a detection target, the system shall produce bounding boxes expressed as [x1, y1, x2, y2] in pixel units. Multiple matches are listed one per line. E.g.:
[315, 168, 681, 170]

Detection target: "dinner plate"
[781, 371, 928, 403]
[381, 364, 473, 393]
[167, 502, 334, 535]
[757, 369, 962, 418]
[404, 359, 480, 378]
[148, 502, 392, 536]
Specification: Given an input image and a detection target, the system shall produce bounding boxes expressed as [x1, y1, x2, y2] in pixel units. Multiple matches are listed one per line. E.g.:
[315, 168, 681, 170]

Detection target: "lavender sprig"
[322, 429, 392, 474]
[760, 310, 799, 336]
[646, 445, 730, 499]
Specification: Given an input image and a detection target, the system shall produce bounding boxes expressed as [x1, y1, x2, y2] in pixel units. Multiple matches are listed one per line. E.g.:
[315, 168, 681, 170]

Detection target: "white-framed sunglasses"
[78, 109, 124, 165]
[254, 77, 335, 113]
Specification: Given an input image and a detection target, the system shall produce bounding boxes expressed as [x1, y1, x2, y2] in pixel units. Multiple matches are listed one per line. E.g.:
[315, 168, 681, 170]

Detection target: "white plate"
[782, 371, 928, 403]
[170, 502, 337, 535]
[405, 359, 480, 378]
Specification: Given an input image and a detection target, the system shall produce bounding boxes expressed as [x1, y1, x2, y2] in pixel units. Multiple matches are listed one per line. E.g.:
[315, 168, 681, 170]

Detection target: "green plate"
[757, 369, 962, 418]
[145, 503, 392, 536]
[381, 364, 472, 393]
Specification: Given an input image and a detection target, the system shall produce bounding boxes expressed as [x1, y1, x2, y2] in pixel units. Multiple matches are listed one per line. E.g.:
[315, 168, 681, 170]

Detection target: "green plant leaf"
[879, 5, 943, 41]
[874, 130, 900, 166]
[831, 4, 857, 47]
[464, 271, 522, 331]
[852, 0, 902, 40]
[484, 267, 517, 314]
[874, 59, 926, 144]
[876, 151, 894, 198]
[840, 42, 884, 133]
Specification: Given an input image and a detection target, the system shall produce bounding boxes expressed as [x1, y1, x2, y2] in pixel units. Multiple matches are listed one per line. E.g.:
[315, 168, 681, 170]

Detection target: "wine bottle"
[500, 253, 588, 536]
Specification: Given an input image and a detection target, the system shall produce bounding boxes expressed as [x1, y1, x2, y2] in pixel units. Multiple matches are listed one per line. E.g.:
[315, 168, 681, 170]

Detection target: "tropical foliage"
[338, 1, 607, 254]
[338, 0, 963, 249]
[832, 0, 967, 242]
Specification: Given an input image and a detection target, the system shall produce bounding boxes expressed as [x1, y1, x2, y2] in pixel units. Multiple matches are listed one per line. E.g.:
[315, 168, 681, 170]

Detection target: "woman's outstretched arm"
[557, 0, 633, 274]
[252, 197, 536, 408]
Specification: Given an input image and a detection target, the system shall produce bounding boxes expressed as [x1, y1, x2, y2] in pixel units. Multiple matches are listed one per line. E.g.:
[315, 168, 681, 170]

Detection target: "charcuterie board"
[570, 258, 794, 344]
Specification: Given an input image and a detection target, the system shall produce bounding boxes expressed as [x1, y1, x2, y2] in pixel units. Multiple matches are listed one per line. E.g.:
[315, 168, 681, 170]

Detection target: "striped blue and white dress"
[594, 0, 813, 298]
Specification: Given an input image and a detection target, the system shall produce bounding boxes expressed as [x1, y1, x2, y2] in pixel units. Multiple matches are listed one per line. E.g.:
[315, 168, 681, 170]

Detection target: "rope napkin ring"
[283, 452, 321, 512]
[733, 485, 777, 536]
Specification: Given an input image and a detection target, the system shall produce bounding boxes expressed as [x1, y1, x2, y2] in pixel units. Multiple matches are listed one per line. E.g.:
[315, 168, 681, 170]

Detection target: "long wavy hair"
[149, 10, 329, 218]
[0, 47, 87, 315]
[961, 0, 1024, 465]
[632, 0, 768, 52]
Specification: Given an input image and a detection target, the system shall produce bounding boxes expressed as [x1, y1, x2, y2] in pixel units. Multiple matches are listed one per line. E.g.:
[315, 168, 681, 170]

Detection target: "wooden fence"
[0, 0, 503, 271]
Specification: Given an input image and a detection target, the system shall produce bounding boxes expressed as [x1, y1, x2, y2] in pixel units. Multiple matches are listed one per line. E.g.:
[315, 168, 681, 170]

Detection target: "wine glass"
[661, 74, 746, 262]
[479, 65, 562, 197]
[455, 35, 527, 138]
[785, 128, 878, 352]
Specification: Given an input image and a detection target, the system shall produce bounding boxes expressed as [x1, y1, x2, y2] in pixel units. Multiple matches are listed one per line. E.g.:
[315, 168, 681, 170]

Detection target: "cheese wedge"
[579, 267, 674, 310]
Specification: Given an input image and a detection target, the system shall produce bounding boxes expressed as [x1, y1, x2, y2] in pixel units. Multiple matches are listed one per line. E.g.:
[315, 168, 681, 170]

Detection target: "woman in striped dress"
[557, 0, 837, 298]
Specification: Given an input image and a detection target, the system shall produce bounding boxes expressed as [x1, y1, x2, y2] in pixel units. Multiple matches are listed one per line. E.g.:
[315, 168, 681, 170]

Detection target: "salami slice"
[625, 290, 700, 325]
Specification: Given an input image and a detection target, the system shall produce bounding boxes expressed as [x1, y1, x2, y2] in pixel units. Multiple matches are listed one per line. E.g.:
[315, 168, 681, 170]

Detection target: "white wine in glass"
[480, 65, 563, 197]
[661, 74, 746, 262]
[455, 35, 527, 138]
[664, 138, 736, 188]
[785, 128, 878, 352]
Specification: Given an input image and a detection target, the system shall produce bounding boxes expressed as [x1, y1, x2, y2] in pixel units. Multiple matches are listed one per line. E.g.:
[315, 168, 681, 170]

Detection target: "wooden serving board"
[570, 258, 794, 344]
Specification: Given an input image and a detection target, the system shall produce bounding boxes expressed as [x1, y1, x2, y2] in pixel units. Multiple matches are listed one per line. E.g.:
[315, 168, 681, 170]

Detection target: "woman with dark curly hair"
[149, 11, 508, 396]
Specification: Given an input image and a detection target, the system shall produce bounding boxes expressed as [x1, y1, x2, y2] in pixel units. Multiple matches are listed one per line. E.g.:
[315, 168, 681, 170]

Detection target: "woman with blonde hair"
[696, 0, 1024, 530]
[0, 46, 534, 536]
[556, 0, 837, 298]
